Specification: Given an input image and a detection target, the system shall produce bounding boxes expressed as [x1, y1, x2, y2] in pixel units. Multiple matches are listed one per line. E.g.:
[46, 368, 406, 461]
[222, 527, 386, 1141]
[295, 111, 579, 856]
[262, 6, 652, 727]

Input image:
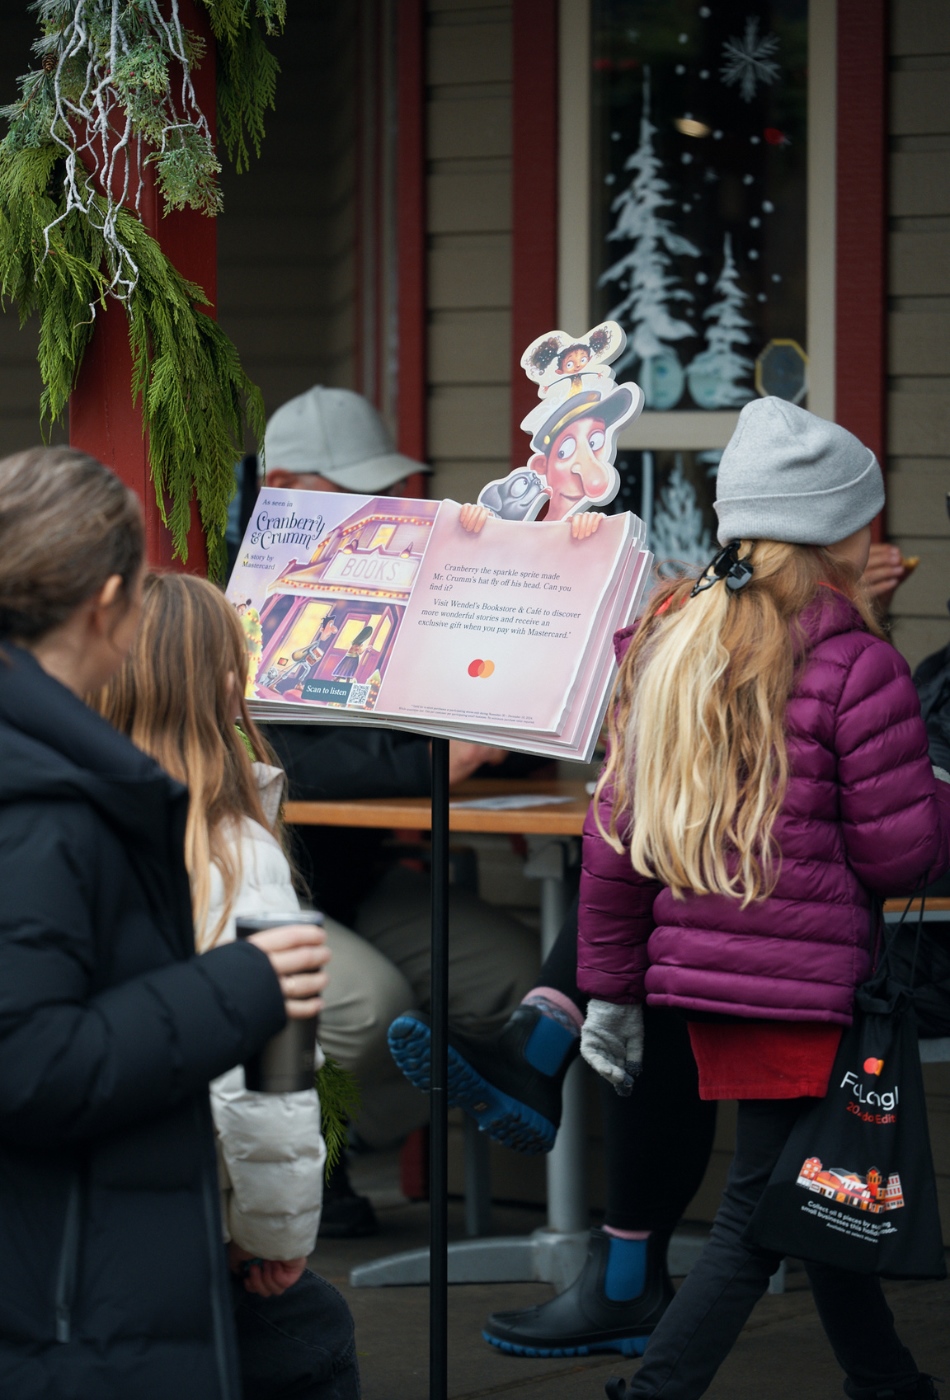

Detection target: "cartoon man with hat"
[460, 327, 643, 540]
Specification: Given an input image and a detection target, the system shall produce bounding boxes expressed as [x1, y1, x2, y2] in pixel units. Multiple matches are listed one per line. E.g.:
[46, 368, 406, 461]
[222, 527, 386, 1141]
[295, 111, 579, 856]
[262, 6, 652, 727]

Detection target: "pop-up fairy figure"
[235, 597, 263, 676]
[521, 321, 625, 411]
[460, 320, 643, 540]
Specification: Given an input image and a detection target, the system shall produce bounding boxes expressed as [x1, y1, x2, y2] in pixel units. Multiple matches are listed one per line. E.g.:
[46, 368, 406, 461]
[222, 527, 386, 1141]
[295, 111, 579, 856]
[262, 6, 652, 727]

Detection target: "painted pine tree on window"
[650, 457, 712, 566]
[599, 67, 699, 409]
[686, 233, 754, 409]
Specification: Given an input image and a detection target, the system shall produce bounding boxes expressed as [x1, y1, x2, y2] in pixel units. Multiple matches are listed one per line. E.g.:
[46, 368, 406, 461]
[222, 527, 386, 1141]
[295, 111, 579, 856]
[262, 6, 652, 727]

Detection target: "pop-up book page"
[228, 489, 440, 712]
[228, 488, 637, 737]
[374, 501, 635, 735]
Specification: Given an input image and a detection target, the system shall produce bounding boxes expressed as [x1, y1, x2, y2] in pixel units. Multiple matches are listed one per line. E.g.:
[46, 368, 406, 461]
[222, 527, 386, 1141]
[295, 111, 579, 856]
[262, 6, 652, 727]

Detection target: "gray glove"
[580, 999, 644, 1096]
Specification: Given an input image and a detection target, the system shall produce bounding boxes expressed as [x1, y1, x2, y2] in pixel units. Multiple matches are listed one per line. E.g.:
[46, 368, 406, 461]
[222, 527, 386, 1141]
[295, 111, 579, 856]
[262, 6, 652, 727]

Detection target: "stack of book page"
[227, 487, 652, 763]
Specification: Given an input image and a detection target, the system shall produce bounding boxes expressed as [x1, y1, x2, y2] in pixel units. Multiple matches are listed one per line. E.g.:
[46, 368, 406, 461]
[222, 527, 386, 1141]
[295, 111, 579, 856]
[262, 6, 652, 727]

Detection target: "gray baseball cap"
[714, 397, 884, 547]
[264, 386, 430, 492]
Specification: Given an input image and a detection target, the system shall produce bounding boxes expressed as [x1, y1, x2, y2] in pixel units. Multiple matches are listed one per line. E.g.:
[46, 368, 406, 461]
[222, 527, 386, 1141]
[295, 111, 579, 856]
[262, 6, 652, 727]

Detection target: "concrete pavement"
[310, 1155, 950, 1400]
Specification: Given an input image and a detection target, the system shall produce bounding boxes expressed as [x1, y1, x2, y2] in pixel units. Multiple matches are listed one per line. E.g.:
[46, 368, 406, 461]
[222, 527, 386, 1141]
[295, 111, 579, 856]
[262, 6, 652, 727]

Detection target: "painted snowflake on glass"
[720, 17, 780, 103]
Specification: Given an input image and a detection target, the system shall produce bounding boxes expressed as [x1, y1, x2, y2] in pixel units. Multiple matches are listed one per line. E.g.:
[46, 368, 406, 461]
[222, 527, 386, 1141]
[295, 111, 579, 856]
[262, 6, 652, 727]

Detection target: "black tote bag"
[745, 903, 946, 1280]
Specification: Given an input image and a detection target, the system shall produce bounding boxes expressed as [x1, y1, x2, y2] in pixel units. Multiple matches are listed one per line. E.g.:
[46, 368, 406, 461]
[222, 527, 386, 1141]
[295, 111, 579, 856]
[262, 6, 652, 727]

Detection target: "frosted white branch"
[39, 0, 216, 311]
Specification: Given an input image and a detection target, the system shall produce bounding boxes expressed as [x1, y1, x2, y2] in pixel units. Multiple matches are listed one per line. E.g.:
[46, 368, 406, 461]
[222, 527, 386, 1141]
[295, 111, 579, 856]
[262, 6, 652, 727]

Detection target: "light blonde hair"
[94, 573, 281, 948]
[597, 540, 885, 906]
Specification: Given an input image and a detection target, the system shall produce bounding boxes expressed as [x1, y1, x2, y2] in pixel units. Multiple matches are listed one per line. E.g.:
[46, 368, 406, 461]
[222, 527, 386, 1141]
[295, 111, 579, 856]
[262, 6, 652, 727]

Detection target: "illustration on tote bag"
[796, 1158, 904, 1214]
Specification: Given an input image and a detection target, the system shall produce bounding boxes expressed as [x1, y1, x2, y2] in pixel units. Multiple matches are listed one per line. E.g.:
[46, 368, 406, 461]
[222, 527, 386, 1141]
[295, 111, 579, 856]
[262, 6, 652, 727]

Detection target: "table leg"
[525, 837, 589, 1285]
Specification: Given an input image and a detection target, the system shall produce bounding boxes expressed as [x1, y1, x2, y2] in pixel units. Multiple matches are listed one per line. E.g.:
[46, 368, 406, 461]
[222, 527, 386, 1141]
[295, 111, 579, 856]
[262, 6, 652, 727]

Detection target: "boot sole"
[388, 1016, 556, 1155]
[483, 1331, 650, 1359]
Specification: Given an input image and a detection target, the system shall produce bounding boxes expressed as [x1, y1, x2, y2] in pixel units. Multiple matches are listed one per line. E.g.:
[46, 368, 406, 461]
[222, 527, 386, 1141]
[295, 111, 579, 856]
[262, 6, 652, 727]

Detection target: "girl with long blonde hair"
[578, 398, 950, 1400]
[98, 572, 286, 950]
[96, 572, 359, 1400]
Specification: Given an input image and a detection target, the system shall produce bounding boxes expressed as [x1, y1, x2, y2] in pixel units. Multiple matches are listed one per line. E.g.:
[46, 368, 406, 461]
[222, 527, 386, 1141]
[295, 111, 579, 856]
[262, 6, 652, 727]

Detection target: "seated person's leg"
[319, 917, 429, 1151]
[231, 1268, 360, 1400]
[355, 862, 539, 1033]
[389, 898, 583, 1151]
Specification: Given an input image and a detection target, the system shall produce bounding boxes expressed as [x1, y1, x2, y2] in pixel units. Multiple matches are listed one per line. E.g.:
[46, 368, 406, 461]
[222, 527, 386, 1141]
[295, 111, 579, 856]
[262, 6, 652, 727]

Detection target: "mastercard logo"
[467, 658, 495, 679]
[863, 1057, 884, 1077]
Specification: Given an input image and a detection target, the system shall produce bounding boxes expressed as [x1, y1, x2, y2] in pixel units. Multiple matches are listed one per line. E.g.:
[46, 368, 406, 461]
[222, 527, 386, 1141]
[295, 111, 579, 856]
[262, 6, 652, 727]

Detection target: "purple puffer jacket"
[578, 589, 950, 1025]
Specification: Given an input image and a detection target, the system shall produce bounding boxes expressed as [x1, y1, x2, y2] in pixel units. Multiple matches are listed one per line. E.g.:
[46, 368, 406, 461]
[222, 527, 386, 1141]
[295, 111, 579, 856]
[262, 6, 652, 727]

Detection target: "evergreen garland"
[315, 1056, 362, 1178]
[0, 1, 287, 574]
[207, 0, 286, 174]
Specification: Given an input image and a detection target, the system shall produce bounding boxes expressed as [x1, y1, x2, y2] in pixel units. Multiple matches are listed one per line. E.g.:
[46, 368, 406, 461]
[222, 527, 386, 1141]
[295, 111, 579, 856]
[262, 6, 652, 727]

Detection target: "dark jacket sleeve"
[264, 723, 432, 801]
[0, 814, 286, 1148]
[577, 781, 662, 1005]
[913, 643, 950, 774]
[836, 636, 950, 895]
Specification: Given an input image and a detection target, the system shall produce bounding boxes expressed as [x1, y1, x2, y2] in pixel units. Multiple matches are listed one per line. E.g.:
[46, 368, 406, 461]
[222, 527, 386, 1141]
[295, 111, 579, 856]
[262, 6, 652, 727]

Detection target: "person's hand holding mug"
[246, 922, 330, 1018]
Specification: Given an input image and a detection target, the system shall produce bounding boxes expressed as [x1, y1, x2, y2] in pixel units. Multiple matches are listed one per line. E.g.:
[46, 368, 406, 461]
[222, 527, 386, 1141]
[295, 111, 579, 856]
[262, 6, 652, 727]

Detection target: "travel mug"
[235, 910, 324, 1092]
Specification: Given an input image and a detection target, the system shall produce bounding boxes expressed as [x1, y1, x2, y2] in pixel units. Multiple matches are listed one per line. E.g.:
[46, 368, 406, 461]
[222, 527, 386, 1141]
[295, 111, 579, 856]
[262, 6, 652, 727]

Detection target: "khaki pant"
[318, 865, 538, 1148]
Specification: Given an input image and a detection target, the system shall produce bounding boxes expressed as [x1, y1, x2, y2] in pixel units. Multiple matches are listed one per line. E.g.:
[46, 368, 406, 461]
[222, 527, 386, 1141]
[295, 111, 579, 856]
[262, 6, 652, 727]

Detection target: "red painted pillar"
[835, 0, 888, 539]
[68, 0, 215, 572]
[511, 0, 559, 469]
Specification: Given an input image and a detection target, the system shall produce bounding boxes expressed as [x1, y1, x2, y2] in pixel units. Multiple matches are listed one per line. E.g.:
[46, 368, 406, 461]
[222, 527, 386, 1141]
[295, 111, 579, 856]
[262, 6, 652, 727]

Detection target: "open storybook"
[226, 321, 653, 763]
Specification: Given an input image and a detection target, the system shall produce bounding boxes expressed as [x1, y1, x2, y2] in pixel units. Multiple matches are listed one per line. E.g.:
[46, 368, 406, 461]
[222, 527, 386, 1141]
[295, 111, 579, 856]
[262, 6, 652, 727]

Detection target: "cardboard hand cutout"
[472, 320, 644, 529]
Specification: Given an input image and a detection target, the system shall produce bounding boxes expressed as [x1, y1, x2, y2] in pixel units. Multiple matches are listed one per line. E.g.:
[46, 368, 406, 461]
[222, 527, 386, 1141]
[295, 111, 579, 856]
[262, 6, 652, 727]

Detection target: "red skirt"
[687, 1021, 843, 1100]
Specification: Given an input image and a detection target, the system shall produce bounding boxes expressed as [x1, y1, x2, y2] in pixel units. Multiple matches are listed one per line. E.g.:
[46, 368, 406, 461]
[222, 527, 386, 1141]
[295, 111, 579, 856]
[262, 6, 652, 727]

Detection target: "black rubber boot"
[317, 1154, 379, 1239]
[483, 1227, 674, 1358]
[388, 1003, 579, 1155]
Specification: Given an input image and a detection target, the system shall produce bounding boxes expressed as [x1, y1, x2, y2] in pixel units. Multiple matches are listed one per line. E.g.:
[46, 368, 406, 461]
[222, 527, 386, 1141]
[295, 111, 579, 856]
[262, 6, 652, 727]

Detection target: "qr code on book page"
[347, 683, 371, 708]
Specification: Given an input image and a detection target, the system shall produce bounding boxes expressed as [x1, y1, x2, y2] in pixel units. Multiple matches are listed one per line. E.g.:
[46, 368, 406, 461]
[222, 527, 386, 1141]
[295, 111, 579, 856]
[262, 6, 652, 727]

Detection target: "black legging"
[539, 899, 717, 1232]
[621, 1100, 919, 1400]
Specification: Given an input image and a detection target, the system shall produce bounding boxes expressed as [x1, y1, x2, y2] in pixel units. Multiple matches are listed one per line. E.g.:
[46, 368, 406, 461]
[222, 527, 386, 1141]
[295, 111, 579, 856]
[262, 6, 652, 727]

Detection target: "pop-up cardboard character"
[460, 320, 644, 541]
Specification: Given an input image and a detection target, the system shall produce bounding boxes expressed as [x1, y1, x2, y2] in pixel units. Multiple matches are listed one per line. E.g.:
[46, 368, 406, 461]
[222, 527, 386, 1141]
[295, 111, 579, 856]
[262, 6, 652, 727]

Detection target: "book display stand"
[428, 737, 450, 1400]
[226, 321, 653, 1399]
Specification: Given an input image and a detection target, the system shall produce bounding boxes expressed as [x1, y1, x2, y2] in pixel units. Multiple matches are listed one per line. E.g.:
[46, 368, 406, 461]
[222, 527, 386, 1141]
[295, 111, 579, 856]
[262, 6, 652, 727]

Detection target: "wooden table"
[284, 776, 591, 836]
[286, 777, 594, 1290]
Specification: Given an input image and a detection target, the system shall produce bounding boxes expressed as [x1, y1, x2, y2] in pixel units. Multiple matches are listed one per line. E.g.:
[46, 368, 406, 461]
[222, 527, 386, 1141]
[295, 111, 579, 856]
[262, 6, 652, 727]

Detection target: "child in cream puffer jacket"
[207, 762, 326, 1262]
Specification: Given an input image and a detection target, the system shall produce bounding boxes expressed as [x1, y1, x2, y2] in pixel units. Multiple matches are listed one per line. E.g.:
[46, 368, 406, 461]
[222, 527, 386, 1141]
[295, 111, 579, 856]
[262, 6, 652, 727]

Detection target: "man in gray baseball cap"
[255, 387, 537, 1236]
[264, 385, 430, 494]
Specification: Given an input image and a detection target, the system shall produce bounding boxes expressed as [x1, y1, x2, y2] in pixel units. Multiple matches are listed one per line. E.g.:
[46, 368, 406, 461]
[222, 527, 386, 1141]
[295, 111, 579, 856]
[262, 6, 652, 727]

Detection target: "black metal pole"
[429, 736, 450, 1400]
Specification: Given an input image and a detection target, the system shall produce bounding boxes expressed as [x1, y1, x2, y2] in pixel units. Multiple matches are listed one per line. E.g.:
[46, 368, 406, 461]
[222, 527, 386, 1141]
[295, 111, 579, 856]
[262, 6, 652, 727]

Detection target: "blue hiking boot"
[387, 1003, 578, 1155]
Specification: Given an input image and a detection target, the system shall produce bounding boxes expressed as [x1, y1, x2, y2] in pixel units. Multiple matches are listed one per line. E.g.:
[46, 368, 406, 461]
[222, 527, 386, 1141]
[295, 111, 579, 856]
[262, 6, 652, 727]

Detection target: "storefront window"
[591, 0, 809, 413]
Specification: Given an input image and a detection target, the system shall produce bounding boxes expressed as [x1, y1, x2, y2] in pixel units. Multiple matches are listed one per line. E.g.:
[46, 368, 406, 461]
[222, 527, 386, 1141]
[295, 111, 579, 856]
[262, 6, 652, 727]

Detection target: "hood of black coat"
[0, 643, 185, 841]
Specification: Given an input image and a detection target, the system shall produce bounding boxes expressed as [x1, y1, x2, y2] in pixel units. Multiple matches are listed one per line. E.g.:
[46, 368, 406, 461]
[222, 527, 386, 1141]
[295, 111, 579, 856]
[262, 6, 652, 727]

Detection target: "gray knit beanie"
[714, 397, 884, 547]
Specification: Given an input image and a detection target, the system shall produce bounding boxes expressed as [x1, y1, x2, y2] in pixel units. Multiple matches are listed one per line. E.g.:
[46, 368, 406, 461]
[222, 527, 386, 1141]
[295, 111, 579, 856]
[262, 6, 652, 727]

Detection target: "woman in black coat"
[0, 448, 329, 1400]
